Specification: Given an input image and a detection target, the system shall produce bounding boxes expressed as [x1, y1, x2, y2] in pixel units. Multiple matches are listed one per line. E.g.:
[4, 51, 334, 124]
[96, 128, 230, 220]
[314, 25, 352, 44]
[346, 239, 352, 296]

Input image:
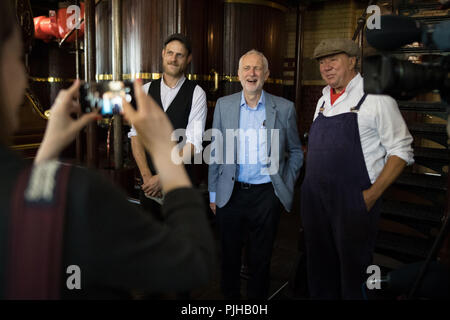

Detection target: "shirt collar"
[322, 72, 362, 97]
[240, 90, 266, 110]
[161, 74, 186, 90]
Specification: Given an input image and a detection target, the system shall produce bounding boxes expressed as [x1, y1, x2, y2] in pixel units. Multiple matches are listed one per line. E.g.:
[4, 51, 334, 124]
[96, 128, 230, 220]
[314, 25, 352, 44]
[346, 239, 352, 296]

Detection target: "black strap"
[319, 101, 325, 113]
[353, 93, 368, 111]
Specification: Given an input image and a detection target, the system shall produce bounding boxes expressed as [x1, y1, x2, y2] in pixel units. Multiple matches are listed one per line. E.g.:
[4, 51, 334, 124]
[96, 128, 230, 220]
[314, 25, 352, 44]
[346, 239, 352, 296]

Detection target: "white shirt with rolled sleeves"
[313, 73, 414, 183]
[128, 76, 207, 154]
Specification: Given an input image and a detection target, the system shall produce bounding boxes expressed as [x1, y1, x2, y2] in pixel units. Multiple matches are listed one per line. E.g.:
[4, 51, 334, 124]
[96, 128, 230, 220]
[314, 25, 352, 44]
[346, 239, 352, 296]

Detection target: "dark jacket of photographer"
[0, 145, 214, 299]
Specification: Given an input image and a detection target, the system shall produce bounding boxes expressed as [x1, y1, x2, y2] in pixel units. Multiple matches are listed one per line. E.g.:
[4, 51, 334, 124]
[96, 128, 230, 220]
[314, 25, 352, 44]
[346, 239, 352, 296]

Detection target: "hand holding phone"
[35, 80, 99, 163]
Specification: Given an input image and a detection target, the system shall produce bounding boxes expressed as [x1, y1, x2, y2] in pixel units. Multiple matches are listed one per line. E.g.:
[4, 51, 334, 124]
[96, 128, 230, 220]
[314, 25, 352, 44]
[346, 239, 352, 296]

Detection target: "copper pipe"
[59, 0, 104, 47]
[74, 23, 79, 79]
[85, 0, 98, 168]
[75, 0, 82, 164]
[112, 0, 123, 169]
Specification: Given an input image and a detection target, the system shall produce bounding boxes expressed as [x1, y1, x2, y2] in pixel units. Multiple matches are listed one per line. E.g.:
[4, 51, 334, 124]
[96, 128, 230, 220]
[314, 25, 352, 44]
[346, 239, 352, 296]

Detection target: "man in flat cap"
[300, 38, 414, 299]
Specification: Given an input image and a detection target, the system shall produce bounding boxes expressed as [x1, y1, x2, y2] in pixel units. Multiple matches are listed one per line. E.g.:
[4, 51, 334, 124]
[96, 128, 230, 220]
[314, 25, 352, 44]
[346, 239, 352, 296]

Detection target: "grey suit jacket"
[208, 91, 303, 212]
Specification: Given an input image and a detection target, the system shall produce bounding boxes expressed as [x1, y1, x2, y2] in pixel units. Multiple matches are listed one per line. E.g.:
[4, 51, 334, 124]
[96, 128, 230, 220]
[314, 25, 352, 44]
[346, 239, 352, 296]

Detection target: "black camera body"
[364, 15, 450, 103]
[80, 81, 136, 117]
[364, 54, 450, 103]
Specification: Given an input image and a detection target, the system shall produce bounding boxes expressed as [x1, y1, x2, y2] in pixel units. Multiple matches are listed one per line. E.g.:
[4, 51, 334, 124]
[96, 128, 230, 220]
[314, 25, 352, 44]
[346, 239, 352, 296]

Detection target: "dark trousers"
[138, 165, 196, 222]
[216, 182, 281, 299]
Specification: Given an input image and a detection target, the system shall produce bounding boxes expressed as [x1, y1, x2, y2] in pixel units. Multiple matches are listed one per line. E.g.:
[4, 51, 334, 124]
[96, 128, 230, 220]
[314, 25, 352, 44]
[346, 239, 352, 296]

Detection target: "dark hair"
[0, 0, 17, 145]
[163, 33, 192, 55]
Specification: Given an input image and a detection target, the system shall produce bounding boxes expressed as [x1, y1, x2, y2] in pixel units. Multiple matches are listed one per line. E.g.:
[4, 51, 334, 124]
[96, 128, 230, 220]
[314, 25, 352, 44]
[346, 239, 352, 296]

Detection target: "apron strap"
[319, 100, 326, 113]
[350, 93, 368, 112]
[320, 93, 368, 114]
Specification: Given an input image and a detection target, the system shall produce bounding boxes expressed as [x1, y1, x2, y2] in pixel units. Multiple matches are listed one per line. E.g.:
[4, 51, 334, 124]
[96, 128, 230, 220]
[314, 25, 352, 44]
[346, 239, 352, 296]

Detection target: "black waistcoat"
[145, 78, 196, 178]
[148, 78, 196, 131]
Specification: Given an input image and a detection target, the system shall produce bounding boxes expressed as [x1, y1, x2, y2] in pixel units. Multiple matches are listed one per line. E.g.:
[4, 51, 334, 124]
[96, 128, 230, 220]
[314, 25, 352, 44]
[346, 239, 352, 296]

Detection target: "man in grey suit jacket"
[208, 50, 303, 299]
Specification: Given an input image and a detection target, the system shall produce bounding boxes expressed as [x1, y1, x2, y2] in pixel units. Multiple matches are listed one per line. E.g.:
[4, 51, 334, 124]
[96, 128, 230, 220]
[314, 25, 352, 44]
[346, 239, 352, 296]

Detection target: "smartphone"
[80, 81, 136, 117]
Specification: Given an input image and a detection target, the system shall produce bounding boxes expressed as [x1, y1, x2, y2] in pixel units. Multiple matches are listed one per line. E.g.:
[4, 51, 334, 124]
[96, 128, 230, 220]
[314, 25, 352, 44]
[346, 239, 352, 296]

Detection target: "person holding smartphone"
[0, 0, 214, 299]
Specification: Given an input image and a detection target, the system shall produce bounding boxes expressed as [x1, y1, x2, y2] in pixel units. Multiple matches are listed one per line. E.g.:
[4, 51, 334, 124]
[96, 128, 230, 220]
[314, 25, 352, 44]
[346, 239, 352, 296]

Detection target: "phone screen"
[80, 81, 135, 117]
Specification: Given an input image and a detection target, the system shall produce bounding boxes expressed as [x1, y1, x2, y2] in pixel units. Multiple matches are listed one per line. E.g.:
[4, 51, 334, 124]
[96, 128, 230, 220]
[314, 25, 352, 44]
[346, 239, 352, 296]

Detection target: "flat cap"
[313, 38, 360, 60]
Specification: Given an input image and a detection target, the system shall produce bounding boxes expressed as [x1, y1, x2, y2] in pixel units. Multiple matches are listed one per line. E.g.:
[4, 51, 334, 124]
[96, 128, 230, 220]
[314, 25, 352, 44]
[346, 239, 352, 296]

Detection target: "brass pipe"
[10, 143, 42, 151]
[223, 0, 287, 12]
[31, 73, 287, 84]
[112, 0, 123, 170]
[210, 69, 219, 93]
[25, 91, 49, 120]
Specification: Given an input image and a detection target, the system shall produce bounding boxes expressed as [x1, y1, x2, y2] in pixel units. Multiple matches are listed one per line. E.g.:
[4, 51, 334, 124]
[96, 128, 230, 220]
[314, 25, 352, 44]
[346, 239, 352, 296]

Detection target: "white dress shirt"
[128, 75, 207, 153]
[313, 73, 414, 183]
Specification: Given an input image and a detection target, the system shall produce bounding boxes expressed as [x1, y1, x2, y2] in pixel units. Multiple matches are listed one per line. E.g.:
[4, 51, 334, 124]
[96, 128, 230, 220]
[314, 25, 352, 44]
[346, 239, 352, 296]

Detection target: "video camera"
[364, 15, 450, 103]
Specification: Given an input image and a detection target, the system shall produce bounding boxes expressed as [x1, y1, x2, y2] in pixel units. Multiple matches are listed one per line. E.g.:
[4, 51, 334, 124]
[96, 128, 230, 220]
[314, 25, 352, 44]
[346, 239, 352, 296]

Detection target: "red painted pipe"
[34, 3, 85, 42]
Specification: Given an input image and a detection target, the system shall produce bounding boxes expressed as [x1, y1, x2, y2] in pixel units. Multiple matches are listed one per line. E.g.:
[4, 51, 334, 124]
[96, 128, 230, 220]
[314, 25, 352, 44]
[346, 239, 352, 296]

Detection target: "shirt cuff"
[209, 192, 216, 203]
[186, 138, 203, 154]
[387, 151, 415, 166]
[128, 126, 137, 139]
